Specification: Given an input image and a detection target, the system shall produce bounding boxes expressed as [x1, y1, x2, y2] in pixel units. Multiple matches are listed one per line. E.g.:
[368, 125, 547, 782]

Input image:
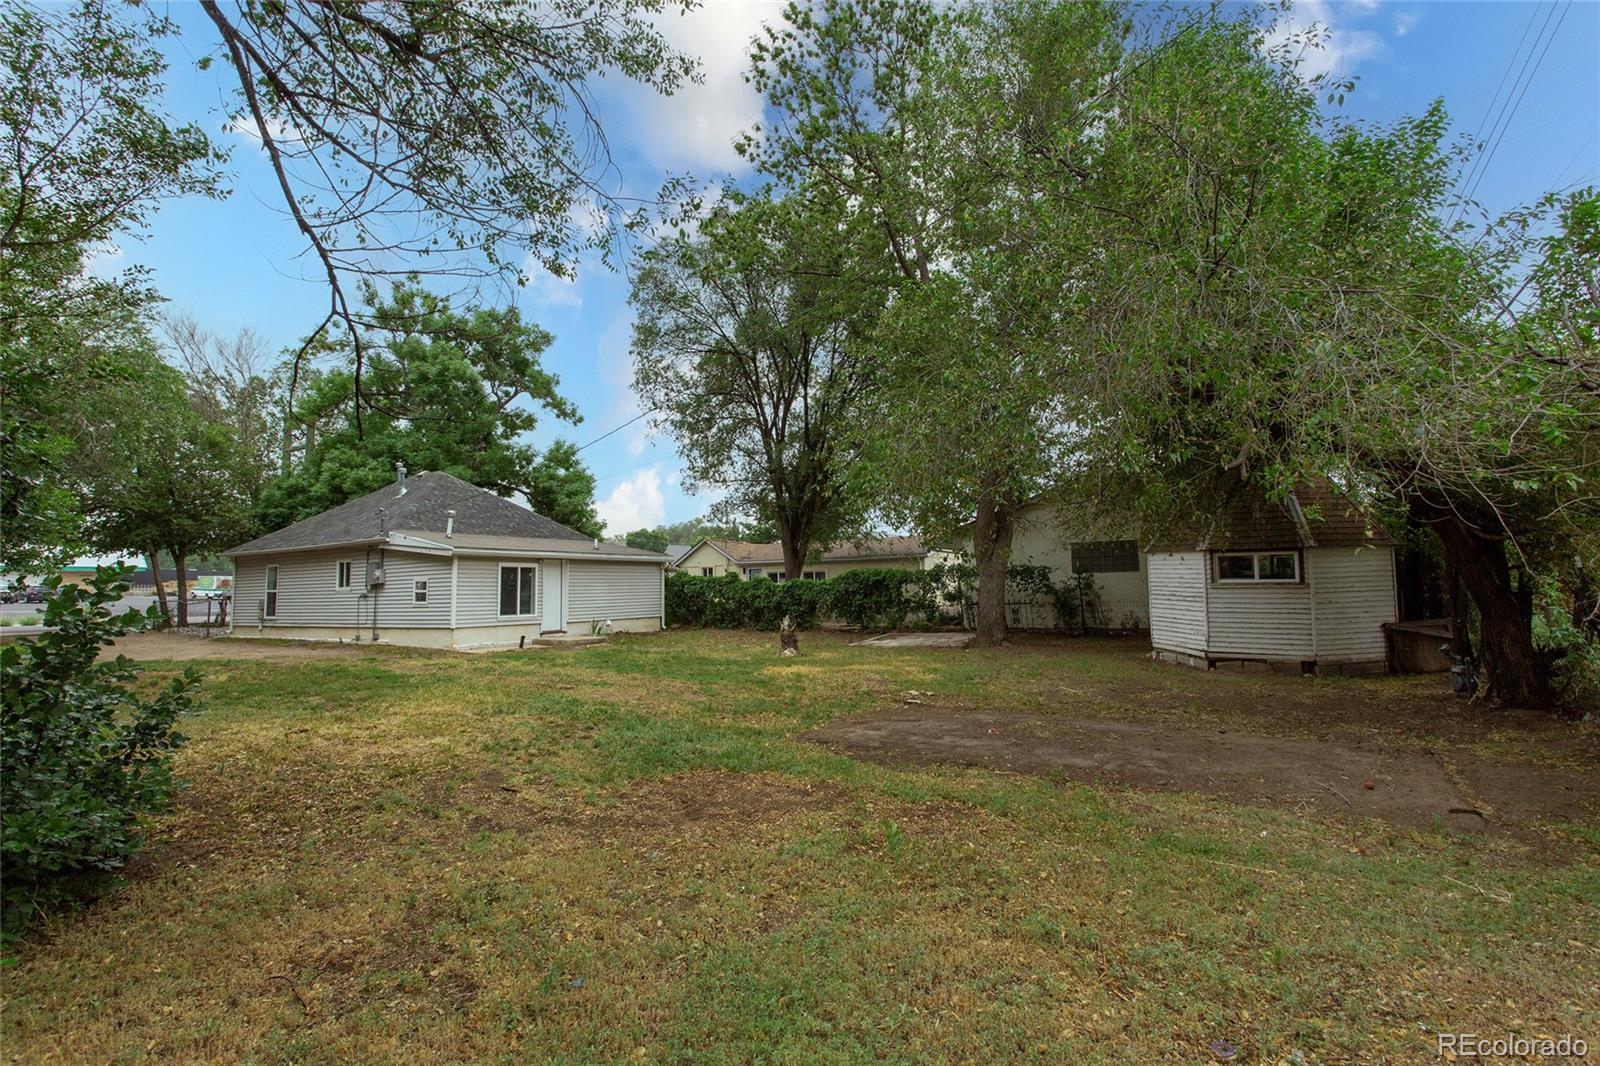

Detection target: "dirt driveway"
[804, 708, 1599, 840]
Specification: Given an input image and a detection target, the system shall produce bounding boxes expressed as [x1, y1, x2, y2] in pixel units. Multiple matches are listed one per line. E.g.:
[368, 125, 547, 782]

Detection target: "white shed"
[224, 470, 667, 650]
[1147, 483, 1397, 674]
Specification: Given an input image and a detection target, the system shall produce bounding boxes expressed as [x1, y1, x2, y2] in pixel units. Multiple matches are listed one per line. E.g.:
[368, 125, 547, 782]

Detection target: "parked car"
[24, 586, 47, 603]
[0, 588, 17, 604]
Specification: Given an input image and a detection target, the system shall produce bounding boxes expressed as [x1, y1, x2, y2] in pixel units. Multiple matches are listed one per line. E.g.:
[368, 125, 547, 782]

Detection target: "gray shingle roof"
[226, 471, 594, 555]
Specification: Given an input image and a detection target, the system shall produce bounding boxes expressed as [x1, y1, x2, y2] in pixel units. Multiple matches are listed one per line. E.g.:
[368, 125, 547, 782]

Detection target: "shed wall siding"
[1146, 552, 1208, 654]
[1308, 547, 1395, 662]
[454, 557, 541, 627]
[567, 562, 663, 623]
[1205, 578, 1315, 659]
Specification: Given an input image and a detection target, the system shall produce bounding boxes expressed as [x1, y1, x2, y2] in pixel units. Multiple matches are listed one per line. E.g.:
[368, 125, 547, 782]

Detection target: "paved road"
[1, 593, 230, 622]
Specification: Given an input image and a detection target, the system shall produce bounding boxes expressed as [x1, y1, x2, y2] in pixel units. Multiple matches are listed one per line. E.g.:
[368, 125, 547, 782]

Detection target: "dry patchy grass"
[2, 629, 1597, 1064]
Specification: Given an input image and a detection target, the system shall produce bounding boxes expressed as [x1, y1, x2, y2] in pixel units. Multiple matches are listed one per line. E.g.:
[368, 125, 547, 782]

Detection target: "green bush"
[666, 568, 944, 630]
[1, 569, 199, 938]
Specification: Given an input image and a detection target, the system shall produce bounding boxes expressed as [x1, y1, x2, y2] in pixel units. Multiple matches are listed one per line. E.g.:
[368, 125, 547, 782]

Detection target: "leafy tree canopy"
[256, 281, 600, 537]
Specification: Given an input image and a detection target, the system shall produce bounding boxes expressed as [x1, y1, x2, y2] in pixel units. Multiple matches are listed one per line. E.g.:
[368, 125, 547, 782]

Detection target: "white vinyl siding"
[567, 562, 663, 623]
[452, 557, 539, 626]
[233, 549, 452, 630]
[1309, 548, 1396, 663]
[1206, 581, 1315, 659]
[1146, 552, 1208, 655]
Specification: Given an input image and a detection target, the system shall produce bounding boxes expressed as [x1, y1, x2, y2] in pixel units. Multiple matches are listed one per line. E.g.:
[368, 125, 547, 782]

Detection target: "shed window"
[412, 579, 428, 604]
[264, 564, 279, 618]
[1215, 551, 1300, 583]
[336, 561, 352, 589]
[1072, 540, 1139, 573]
[498, 564, 537, 616]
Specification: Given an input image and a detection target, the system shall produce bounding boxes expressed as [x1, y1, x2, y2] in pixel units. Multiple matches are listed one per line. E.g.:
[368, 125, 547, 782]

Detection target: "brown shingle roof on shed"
[1150, 478, 1395, 552]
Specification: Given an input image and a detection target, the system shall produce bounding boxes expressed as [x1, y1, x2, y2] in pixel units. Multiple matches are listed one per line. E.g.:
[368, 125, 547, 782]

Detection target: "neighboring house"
[676, 536, 956, 581]
[126, 568, 234, 595]
[665, 544, 693, 571]
[956, 501, 1150, 630]
[223, 469, 669, 649]
[57, 555, 143, 587]
[1146, 482, 1397, 674]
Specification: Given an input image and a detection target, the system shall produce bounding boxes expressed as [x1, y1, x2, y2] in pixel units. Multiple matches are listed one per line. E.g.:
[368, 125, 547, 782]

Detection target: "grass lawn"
[3, 630, 1597, 1063]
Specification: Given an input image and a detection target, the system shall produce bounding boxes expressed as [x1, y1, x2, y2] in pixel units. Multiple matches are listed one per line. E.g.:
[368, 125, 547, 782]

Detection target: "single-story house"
[956, 501, 1150, 630]
[1146, 482, 1397, 674]
[224, 469, 669, 649]
[676, 536, 957, 581]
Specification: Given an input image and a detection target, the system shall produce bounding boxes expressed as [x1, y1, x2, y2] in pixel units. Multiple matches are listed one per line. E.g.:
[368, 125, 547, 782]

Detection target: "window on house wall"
[1071, 540, 1139, 573]
[264, 564, 279, 617]
[701, 567, 715, 577]
[498, 564, 537, 616]
[413, 579, 428, 604]
[803, 570, 826, 581]
[336, 560, 352, 589]
[746, 567, 764, 580]
[769, 573, 783, 583]
[1214, 551, 1300, 583]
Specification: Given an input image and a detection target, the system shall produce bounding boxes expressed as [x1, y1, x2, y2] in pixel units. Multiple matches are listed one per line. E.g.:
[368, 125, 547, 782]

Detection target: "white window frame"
[264, 564, 279, 618]
[497, 562, 539, 618]
[802, 570, 827, 581]
[746, 567, 764, 580]
[700, 567, 715, 577]
[412, 579, 428, 604]
[336, 560, 352, 589]
[1214, 551, 1301, 584]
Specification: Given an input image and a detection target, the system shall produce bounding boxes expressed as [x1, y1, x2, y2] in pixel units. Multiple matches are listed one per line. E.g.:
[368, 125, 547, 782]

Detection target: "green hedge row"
[666, 568, 949, 630]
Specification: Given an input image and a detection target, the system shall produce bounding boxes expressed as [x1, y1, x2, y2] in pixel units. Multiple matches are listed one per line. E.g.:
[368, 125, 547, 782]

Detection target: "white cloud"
[596, 467, 666, 534]
[615, 1, 779, 174]
[226, 112, 301, 145]
[1394, 11, 1417, 37]
[1261, 0, 1382, 82]
[519, 259, 583, 307]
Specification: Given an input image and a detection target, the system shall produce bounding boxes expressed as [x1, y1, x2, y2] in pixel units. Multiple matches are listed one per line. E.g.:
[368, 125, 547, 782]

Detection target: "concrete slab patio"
[850, 631, 973, 649]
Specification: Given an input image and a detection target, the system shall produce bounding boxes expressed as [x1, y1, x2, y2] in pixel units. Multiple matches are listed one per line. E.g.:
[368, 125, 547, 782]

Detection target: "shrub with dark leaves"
[1, 569, 198, 937]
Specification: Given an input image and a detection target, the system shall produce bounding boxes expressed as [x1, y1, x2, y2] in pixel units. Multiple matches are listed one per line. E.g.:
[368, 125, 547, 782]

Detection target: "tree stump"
[779, 615, 799, 657]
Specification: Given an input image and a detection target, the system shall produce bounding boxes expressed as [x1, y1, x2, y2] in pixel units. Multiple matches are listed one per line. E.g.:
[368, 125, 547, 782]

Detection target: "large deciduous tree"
[256, 282, 600, 537]
[632, 194, 885, 579]
[1, 1, 223, 572]
[741, 0, 1124, 640]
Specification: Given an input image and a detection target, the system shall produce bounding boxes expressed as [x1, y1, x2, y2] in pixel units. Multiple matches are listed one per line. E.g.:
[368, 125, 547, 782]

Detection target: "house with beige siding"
[675, 536, 956, 581]
[224, 469, 667, 650]
[1147, 482, 1397, 674]
[957, 502, 1151, 630]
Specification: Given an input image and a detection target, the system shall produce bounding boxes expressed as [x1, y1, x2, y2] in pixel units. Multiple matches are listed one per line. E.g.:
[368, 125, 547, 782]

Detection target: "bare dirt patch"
[804, 708, 1600, 842]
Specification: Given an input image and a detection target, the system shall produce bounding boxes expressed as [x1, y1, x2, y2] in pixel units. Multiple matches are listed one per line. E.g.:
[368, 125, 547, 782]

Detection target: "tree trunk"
[147, 547, 171, 627]
[1421, 505, 1555, 708]
[781, 538, 806, 582]
[971, 492, 1015, 648]
[1445, 554, 1472, 660]
[173, 546, 189, 627]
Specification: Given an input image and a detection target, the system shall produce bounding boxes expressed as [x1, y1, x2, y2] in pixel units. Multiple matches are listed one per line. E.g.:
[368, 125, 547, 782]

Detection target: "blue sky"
[104, 1, 1600, 536]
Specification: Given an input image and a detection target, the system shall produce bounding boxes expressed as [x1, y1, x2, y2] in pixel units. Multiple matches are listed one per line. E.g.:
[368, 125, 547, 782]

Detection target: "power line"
[1464, 0, 1570, 213]
[575, 408, 654, 452]
[1453, 2, 1567, 226]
